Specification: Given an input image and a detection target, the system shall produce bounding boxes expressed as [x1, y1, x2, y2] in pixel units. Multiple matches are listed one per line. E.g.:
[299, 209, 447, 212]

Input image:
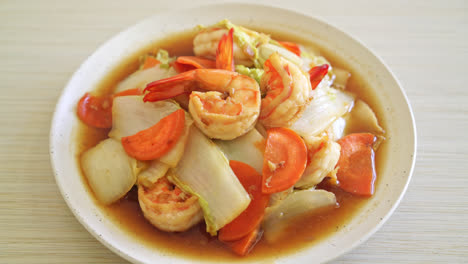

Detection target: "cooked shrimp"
[259, 52, 311, 128]
[294, 136, 341, 188]
[138, 176, 203, 232]
[193, 28, 254, 67]
[144, 69, 261, 140]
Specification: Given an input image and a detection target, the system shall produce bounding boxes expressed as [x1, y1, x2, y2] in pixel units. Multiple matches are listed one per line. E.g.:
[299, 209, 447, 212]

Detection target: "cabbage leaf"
[114, 66, 177, 94]
[235, 65, 264, 84]
[109, 96, 193, 167]
[172, 126, 251, 235]
[262, 189, 337, 243]
[290, 85, 355, 138]
[81, 138, 137, 205]
[215, 128, 265, 174]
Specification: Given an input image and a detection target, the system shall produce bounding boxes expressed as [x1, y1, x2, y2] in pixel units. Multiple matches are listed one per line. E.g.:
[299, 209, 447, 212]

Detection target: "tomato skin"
[77, 93, 113, 128]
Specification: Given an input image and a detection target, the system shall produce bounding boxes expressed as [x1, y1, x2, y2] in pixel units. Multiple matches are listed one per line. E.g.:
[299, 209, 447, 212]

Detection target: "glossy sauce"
[76, 28, 387, 261]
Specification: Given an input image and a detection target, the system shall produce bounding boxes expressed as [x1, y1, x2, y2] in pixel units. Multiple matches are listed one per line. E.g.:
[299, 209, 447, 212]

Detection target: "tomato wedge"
[336, 133, 376, 196]
[262, 127, 307, 194]
[219, 161, 270, 241]
[121, 109, 185, 160]
[77, 93, 113, 128]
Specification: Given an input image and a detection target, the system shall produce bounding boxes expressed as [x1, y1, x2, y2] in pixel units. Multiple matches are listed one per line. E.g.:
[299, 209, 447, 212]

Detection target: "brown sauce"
[75, 27, 388, 261]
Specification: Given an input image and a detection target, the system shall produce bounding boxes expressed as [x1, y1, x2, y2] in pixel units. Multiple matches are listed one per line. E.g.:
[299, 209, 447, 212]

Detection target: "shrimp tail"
[309, 64, 329, 90]
[143, 71, 196, 102]
[173, 56, 216, 72]
[216, 28, 234, 71]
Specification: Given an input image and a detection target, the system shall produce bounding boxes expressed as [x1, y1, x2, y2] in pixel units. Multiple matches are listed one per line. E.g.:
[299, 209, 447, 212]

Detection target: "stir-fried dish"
[77, 20, 385, 257]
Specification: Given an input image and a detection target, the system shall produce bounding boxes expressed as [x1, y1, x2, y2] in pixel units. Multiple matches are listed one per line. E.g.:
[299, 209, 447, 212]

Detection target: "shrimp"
[259, 52, 311, 128]
[138, 176, 203, 232]
[193, 28, 255, 67]
[144, 69, 261, 140]
[294, 136, 341, 189]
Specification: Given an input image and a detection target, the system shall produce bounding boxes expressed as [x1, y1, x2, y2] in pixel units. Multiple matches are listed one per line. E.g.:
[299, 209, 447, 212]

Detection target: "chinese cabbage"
[109, 96, 180, 139]
[154, 49, 174, 69]
[258, 43, 303, 67]
[327, 117, 346, 141]
[332, 67, 351, 90]
[235, 65, 264, 84]
[114, 66, 177, 94]
[215, 128, 265, 174]
[345, 100, 384, 135]
[81, 138, 137, 205]
[173, 126, 251, 235]
[138, 160, 170, 188]
[159, 119, 192, 167]
[290, 86, 355, 138]
[262, 189, 337, 243]
[109, 96, 193, 167]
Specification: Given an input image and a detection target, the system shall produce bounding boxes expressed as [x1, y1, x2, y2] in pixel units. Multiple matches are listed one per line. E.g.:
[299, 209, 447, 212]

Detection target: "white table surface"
[1, 0, 467, 263]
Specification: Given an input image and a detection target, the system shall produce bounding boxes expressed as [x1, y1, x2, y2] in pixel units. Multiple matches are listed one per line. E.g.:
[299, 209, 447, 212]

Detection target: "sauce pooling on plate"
[76, 20, 386, 260]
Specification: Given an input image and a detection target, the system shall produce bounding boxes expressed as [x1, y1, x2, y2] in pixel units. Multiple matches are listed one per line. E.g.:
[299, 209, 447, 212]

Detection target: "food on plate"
[77, 20, 385, 257]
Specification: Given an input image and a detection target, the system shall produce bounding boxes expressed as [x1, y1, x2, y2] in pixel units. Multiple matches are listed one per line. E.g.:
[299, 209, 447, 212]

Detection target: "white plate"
[50, 3, 416, 264]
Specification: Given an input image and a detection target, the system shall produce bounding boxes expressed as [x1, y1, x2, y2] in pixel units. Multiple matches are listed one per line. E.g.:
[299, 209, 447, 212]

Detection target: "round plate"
[50, 3, 416, 264]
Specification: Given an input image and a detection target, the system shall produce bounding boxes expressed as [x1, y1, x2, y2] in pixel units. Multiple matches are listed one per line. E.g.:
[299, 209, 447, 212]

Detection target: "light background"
[0, 0, 467, 263]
